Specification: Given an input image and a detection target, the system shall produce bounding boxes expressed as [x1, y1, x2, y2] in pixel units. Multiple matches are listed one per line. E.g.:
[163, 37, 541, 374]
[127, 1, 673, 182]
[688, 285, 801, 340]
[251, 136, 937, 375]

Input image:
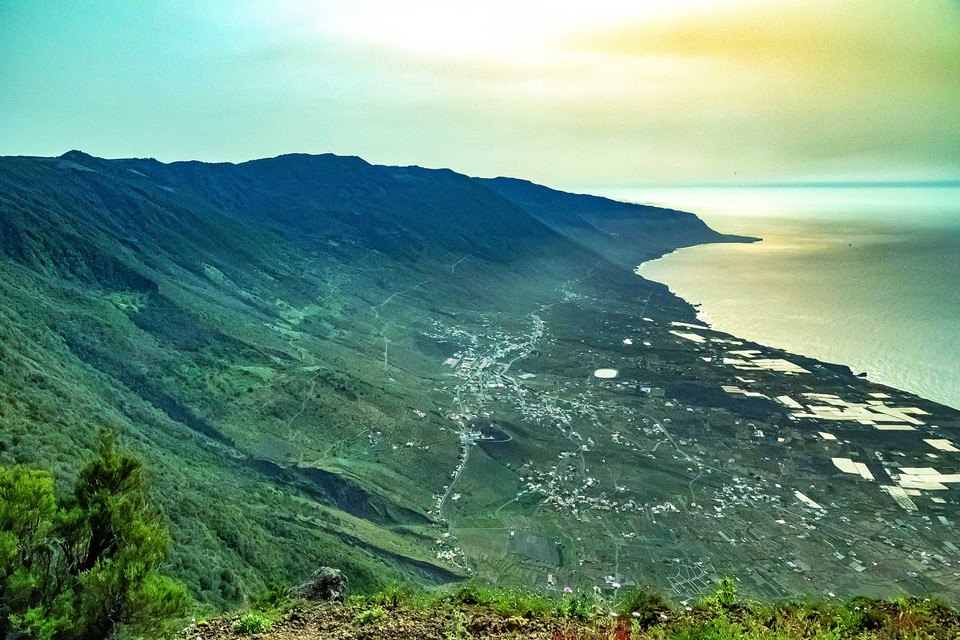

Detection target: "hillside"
[3, 151, 959, 613]
[479, 177, 748, 265]
[0, 152, 743, 608]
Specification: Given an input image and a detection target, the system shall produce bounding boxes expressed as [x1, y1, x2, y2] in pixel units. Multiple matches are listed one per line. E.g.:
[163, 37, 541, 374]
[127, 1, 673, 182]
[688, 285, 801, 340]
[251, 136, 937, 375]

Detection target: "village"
[408, 275, 960, 602]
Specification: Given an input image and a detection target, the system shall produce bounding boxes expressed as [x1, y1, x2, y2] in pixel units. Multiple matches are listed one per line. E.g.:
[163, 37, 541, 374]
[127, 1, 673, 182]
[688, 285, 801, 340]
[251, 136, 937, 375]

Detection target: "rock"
[290, 567, 348, 602]
[504, 616, 527, 632]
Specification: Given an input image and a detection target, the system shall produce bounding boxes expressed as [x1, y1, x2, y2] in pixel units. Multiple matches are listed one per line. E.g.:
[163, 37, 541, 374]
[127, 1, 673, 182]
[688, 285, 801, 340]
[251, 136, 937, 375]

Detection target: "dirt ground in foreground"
[184, 603, 628, 640]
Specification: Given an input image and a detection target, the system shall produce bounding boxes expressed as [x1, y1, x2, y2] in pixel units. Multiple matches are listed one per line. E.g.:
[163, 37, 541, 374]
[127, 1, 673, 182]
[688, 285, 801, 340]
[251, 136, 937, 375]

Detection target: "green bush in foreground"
[0, 434, 188, 639]
[353, 604, 386, 626]
[232, 612, 271, 634]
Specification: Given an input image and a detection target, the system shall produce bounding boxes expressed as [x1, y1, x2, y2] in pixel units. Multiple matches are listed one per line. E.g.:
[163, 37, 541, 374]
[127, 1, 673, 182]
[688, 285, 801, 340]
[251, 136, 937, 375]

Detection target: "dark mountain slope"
[479, 176, 754, 265]
[0, 151, 740, 607]
[96, 153, 560, 260]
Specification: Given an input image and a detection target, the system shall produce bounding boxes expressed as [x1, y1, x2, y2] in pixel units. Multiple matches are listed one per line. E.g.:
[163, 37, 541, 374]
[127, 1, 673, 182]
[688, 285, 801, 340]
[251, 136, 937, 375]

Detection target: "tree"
[0, 434, 188, 639]
[0, 466, 64, 637]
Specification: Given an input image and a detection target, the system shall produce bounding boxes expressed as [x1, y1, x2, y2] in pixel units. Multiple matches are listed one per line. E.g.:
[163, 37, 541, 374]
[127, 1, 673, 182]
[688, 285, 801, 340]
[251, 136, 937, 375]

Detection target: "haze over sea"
[589, 184, 960, 411]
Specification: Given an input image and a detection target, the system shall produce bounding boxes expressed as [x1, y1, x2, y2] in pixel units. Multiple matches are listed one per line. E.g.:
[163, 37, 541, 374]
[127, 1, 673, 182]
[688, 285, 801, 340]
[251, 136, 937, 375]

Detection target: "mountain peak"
[59, 149, 95, 162]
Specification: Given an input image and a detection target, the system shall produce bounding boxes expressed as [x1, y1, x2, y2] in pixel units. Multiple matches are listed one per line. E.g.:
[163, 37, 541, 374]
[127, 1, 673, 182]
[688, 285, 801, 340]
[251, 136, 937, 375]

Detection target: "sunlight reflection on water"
[589, 185, 960, 410]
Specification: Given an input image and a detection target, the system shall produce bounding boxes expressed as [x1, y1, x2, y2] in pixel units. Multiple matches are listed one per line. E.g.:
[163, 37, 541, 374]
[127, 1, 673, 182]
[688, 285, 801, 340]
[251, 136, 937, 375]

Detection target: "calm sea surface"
[590, 185, 960, 410]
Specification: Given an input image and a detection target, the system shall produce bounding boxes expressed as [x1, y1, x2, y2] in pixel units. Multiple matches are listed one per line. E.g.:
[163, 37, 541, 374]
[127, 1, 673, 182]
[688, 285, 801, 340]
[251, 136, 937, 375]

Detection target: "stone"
[290, 567, 347, 603]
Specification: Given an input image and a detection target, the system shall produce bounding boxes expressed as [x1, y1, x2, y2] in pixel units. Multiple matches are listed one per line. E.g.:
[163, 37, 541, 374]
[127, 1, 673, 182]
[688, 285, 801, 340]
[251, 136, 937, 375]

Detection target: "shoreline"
[634, 244, 960, 413]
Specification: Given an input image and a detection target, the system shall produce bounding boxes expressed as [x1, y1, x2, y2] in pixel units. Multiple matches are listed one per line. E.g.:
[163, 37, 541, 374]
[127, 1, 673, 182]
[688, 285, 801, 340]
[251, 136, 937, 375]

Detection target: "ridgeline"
[2, 152, 959, 636]
[0, 151, 743, 609]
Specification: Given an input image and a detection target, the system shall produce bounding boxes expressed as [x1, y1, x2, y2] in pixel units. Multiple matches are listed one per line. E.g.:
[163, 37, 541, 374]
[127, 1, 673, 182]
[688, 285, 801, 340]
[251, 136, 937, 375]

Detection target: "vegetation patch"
[176, 582, 960, 639]
[0, 434, 187, 639]
[232, 612, 271, 634]
[352, 604, 386, 626]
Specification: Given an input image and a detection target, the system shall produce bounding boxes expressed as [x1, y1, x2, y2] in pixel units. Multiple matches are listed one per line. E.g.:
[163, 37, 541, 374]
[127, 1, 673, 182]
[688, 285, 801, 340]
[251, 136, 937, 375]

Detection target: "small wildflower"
[612, 582, 621, 589]
[659, 613, 669, 621]
[609, 611, 618, 617]
[632, 612, 641, 618]
[855, 606, 860, 610]
[593, 586, 601, 592]
[685, 606, 692, 611]
[564, 587, 573, 593]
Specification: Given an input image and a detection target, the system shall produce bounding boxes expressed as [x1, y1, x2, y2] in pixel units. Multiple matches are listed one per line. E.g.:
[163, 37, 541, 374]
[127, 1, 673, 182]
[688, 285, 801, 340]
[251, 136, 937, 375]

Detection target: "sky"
[1, 0, 959, 187]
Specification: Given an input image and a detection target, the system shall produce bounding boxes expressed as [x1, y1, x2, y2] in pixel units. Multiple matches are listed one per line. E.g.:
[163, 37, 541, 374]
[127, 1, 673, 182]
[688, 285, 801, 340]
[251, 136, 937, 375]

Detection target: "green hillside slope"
[0, 152, 732, 608]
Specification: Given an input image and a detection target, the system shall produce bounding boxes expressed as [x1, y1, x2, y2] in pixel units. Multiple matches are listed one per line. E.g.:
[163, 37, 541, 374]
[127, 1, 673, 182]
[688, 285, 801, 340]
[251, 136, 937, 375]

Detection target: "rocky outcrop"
[289, 567, 347, 603]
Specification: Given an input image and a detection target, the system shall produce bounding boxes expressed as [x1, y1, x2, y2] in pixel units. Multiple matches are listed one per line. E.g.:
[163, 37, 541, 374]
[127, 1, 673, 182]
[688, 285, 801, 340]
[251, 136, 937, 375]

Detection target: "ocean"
[589, 184, 960, 411]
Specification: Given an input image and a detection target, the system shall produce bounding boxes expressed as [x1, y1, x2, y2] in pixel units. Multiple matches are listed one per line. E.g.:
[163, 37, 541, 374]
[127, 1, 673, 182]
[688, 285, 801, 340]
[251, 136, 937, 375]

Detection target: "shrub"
[370, 581, 415, 608]
[445, 611, 470, 640]
[257, 582, 289, 609]
[839, 596, 886, 632]
[448, 584, 487, 606]
[716, 577, 737, 608]
[701, 577, 737, 611]
[232, 612, 271, 634]
[0, 434, 188, 639]
[556, 593, 595, 622]
[669, 617, 749, 640]
[354, 605, 386, 626]
[617, 587, 672, 628]
[446, 583, 552, 617]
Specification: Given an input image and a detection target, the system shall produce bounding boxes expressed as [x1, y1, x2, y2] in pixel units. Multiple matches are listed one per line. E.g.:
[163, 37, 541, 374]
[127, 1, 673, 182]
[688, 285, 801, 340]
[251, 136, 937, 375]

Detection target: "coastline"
[635, 241, 960, 413]
[595, 182, 960, 413]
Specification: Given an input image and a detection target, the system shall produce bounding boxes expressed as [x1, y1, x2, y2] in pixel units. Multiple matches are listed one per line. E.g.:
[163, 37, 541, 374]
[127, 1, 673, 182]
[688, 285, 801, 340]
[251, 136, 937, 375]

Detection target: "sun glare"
[304, 0, 739, 57]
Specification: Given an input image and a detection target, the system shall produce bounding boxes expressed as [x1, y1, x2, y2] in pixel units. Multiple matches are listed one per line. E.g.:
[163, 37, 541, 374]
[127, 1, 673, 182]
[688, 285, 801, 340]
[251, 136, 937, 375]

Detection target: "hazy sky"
[2, 0, 958, 186]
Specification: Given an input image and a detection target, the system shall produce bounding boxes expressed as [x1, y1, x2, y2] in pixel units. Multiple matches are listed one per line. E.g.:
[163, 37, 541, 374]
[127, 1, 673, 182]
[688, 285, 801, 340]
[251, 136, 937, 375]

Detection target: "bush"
[353, 605, 386, 626]
[0, 434, 188, 639]
[232, 612, 271, 634]
[701, 577, 737, 611]
[554, 593, 596, 622]
[670, 617, 749, 640]
[445, 611, 470, 640]
[256, 582, 289, 609]
[617, 587, 672, 628]
[716, 577, 737, 608]
[369, 582, 414, 608]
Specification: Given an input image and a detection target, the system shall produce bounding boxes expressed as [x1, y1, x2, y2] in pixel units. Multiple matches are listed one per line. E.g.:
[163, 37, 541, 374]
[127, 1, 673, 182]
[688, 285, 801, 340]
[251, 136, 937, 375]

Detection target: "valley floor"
[417, 263, 960, 602]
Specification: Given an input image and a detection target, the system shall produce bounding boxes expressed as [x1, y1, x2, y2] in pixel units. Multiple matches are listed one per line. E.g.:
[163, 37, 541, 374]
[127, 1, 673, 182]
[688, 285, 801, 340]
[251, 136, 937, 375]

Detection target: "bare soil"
[184, 603, 627, 640]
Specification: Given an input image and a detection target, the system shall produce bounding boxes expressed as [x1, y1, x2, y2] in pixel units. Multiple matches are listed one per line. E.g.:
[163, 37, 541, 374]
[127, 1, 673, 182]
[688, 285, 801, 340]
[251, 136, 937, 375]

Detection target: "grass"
[232, 612, 271, 635]
[352, 605, 387, 626]
[444, 583, 558, 618]
[227, 596, 312, 636]
[316, 582, 959, 640]
[171, 570, 959, 639]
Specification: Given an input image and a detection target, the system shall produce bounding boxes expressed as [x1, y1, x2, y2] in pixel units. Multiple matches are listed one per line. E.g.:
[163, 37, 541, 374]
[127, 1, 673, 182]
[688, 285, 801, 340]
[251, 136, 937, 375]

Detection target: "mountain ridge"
[0, 151, 744, 606]
[3, 151, 956, 610]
